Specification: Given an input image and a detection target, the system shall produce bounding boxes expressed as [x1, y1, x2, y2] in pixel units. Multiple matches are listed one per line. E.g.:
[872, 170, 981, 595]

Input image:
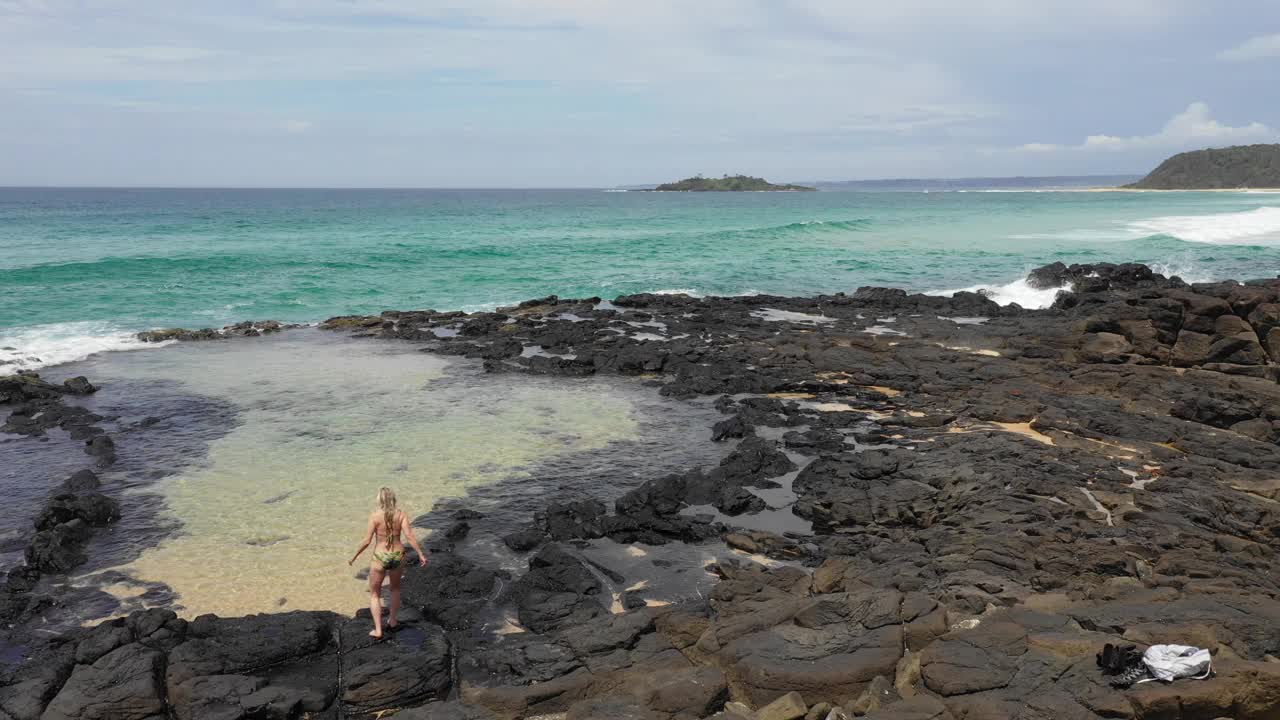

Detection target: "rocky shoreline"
[4, 262, 1280, 719]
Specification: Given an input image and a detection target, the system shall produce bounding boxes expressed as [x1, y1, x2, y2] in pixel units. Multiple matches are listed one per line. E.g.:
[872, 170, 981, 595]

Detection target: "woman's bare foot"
[386, 621, 398, 630]
[368, 629, 383, 639]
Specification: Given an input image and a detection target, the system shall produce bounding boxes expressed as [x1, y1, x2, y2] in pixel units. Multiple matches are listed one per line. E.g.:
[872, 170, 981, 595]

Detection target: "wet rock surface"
[135, 319, 304, 343]
[5, 263, 1280, 718]
[1, 373, 122, 616]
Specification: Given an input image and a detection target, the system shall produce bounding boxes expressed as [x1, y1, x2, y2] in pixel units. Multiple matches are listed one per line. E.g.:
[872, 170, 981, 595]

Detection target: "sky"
[2, 0, 1279, 187]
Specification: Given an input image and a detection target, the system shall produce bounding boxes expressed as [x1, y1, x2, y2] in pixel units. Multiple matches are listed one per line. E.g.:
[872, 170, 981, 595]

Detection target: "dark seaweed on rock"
[136, 320, 304, 343]
[8, 261, 1280, 719]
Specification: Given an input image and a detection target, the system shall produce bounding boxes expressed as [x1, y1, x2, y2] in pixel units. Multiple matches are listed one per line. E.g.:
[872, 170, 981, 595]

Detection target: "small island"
[649, 174, 817, 192]
[1125, 143, 1280, 189]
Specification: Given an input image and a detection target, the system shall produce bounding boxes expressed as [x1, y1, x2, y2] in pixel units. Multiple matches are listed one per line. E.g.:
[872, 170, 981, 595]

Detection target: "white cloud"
[1218, 33, 1280, 62]
[1017, 103, 1274, 154]
[801, 0, 1185, 35]
[0, 1, 1193, 89]
[266, 0, 1186, 34]
[0, 0, 1006, 149]
[0, 0, 1272, 185]
[109, 46, 215, 63]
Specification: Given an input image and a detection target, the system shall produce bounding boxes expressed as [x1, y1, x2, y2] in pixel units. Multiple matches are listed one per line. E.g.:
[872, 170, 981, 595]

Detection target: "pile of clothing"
[1096, 643, 1214, 687]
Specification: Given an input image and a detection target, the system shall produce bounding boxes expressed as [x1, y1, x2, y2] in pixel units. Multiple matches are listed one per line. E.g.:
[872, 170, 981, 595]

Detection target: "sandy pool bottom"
[94, 332, 640, 617]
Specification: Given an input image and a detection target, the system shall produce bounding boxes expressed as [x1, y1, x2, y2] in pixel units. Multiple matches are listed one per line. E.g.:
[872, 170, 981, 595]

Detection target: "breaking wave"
[926, 278, 1064, 310]
[0, 322, 172, 370]
[1126, 206, 1280, 245]
[929, 253, 1221, 310]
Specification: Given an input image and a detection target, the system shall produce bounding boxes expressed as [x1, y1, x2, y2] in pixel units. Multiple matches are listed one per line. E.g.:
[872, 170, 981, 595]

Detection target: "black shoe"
[1095, 640, 1116, 671]
[1097, 643, 1140, 675]
[1097, 643, 1117, 671]
[1109, 662, 1150, 688]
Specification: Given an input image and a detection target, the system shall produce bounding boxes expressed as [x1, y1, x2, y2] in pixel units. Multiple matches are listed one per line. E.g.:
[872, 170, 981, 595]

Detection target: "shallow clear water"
[4, 188, 1280, 368]
[5, 331, 726, 621]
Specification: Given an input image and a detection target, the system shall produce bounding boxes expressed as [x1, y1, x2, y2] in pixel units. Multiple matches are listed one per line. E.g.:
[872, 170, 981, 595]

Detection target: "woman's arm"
[349, 515, 376, 566]
[402, 513, 427, 566]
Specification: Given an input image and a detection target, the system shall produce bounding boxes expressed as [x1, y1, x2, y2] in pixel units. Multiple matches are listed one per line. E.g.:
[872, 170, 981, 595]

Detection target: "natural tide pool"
[3, 330, 725, 621]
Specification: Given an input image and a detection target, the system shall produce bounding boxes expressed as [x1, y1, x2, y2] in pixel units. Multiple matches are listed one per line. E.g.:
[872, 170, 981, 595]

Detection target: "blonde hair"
[377, 487, 398, 547]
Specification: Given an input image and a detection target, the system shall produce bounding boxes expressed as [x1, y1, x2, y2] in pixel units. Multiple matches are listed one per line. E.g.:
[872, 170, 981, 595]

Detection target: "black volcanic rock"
[504, 544, 608, 634]
[341, 616, 453, 714]
[541, 500, 610, 541]
[14, 264, 1280, 719]
[394, 702, 500, 720]
[84, 434, 117, 467]
[401, 553, 504, 630]
[41, 643, 167, 720]
[61, 376, 97, 395]
[61, 469, 101, 492]
[35, 492, 120, 531]
[0, 373, 64, 404]
[165, 611, 337, 720]
[503, 527, 546, 553]
[25, 519, 93, 572]
[5, 565, 41, 594]
[3, 400, 102, 437]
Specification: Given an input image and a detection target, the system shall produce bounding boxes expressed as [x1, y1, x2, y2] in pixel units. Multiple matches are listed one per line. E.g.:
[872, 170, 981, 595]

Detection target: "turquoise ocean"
[4, 187, 1280, 369]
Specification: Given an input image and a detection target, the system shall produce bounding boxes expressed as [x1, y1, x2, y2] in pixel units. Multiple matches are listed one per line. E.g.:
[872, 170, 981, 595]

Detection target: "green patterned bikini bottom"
[374, 550, 403, 570]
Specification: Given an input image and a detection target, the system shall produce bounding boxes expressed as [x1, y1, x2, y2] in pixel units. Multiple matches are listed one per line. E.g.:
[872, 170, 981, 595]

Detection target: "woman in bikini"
[348, 487, 427, 638]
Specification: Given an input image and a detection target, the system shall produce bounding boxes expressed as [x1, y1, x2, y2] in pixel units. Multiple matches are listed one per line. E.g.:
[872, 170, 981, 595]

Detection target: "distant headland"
[647, 174, 817, 192]
[1125, 143, 1280, 190]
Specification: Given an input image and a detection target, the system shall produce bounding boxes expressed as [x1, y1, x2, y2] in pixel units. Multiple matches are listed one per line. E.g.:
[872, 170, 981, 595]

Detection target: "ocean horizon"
[0, 173, 1138, 191]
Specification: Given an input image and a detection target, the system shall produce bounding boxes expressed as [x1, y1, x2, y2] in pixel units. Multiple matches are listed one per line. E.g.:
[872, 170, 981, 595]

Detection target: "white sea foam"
[1126, 206, 1280, 245]
[1007, 229, 1136, 242]
[1147, 256, 1215, 284]
[930, 248, 1223, 309]
[927, 278, 1064, 310]
[0, 321, 173, 370]
[458, 300, 505, 313]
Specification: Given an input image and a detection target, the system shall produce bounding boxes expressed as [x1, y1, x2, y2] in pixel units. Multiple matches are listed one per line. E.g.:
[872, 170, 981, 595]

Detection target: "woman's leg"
[388, 568, 403, 628]
[367, 565, 387, 638]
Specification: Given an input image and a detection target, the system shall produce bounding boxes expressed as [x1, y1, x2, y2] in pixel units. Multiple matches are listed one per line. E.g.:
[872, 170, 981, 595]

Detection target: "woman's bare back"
[372, 510, 406, 552]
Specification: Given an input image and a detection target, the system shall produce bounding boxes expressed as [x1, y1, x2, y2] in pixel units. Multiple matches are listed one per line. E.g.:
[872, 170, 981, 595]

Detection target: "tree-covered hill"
[1126, 144, 1280, 189]
[651, 174, 817, 192]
